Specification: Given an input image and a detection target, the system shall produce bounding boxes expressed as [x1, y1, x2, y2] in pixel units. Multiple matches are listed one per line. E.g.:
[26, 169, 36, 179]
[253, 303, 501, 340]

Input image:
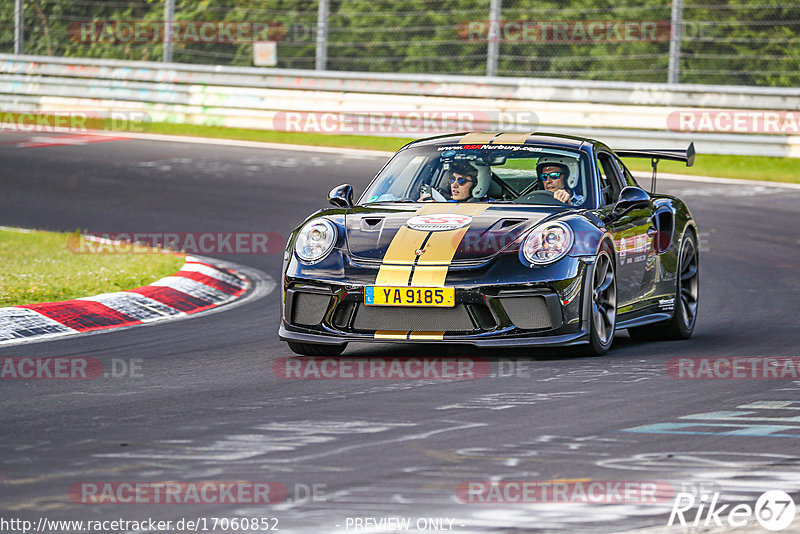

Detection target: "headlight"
[522, 222, 573, 265]
[295, 218, 337, 263]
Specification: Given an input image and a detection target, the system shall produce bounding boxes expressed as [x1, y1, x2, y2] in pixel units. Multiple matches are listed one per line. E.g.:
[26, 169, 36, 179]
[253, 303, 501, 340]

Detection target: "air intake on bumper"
[290, 292, 331, 326]
[500, 296, 553, 330]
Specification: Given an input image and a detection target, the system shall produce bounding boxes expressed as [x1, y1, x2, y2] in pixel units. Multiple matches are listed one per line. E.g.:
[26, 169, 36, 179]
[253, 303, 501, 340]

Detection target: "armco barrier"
[2, 54, 799, 157]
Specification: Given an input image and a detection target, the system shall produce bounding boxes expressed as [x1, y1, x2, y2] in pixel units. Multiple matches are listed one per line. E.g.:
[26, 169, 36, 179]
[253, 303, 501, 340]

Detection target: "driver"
[419, 163, 478, 202]
[537, 162, 575, 205]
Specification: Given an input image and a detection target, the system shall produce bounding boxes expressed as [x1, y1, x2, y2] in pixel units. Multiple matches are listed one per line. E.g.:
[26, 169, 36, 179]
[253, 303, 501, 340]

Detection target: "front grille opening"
[500, 296, 552, 330]
[291, 292, 331, 326]
[468, 303, 497, 330]
[352, 304, 476, 332]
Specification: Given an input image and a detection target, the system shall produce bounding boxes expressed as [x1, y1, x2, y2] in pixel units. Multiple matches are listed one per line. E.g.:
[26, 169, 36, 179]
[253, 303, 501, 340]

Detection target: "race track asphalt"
[1, 133, 799, 533]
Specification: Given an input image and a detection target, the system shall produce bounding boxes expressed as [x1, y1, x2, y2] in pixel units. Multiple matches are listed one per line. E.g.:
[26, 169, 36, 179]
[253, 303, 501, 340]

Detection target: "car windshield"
[360, 143, 593, 208]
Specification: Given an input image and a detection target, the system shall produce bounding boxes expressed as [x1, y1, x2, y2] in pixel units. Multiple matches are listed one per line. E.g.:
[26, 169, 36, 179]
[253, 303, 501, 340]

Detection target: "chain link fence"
[1, 0, 798, 86]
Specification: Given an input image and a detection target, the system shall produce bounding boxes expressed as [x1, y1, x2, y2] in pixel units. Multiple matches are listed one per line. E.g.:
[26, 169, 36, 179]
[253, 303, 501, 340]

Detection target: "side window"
[596, 153, 622, 206]
[613, 155, 640, 187]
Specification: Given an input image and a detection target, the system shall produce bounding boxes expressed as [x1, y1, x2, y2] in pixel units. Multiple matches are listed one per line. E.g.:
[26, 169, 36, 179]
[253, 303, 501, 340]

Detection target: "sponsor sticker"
[406, 214, 472, 232]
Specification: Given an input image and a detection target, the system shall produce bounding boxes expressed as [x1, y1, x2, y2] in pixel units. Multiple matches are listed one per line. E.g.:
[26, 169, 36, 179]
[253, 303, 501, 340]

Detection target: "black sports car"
[279, 132, 699, 356]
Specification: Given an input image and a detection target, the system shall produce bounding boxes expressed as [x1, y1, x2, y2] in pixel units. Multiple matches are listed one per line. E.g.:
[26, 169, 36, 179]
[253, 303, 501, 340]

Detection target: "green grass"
[142, 123, 800, 183]
[0, 228, 186, 307]
[9, 112, 798, 182]
[622, 153, 800, 184]
[143, 122, 415, 152]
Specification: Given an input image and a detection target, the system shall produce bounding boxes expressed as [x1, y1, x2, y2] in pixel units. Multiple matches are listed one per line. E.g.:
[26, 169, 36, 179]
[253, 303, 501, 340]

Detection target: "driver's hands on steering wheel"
[418, 184, 433, 202]
[553, 189, 571, 203]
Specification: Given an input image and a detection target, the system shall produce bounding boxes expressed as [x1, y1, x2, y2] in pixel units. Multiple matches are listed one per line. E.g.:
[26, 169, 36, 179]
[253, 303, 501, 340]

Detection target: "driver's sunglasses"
[540, 172, 564, 181]
[449, 176, 475, 186]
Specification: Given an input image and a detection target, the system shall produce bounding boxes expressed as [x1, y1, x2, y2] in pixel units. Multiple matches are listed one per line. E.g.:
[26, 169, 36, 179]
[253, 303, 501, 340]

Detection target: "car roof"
[402, 132, 598, 151]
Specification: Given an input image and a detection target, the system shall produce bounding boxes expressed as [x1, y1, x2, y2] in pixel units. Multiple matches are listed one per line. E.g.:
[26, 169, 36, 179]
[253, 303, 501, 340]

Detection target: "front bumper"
[280, 259, 592, 347]
[279, 324, 589, 347]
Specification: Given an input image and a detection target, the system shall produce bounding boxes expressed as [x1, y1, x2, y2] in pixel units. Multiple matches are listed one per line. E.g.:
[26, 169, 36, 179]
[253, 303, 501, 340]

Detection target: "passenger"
[419, 163, 478, 202]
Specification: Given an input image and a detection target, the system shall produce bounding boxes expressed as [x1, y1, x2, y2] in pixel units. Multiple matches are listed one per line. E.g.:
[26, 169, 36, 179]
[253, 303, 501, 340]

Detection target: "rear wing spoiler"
[615, 142, 695, 167]
[615, 142, 695, 192]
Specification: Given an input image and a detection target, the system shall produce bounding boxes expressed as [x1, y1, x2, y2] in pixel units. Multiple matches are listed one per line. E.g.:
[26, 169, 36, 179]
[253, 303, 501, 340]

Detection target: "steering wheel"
[418, 183, 446, 202]
[513, 189, 567, 205]
[516, 180, 541, 198]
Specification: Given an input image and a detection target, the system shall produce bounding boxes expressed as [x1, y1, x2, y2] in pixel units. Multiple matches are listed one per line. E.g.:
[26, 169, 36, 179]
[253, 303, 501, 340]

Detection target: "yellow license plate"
[365, 286, 454, 307]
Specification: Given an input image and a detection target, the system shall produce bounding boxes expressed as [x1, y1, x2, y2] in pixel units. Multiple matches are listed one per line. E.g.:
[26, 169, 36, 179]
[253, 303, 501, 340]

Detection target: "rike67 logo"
[669, 490, 796, 531]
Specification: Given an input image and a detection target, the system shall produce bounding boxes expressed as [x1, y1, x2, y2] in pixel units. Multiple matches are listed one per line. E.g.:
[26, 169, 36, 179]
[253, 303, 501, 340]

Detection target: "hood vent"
[498, 218, 527, 229]
[361, 217, 384, 231]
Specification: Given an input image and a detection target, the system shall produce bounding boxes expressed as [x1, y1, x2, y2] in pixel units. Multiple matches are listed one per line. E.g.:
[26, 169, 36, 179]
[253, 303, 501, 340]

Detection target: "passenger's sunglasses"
[449, 176, 475, 186]
[540, 172, 564, 181]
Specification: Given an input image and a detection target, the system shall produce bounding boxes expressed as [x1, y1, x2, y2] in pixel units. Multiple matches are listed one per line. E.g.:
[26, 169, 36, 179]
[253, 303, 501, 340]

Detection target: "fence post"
[14, 0, 24, 54]
[668, 0, 683, 84]
[315, 0, 329, 70]
[163, 0, 175, 63]
[486, 0, 501, 77]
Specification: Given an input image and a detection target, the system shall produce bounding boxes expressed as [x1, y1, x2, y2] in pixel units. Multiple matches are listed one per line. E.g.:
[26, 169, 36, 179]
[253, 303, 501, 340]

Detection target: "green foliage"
[0, 0, 797, 86]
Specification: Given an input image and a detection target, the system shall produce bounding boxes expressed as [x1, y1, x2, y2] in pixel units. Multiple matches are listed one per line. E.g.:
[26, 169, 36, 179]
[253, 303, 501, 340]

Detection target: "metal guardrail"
[1, 54, 799, 158]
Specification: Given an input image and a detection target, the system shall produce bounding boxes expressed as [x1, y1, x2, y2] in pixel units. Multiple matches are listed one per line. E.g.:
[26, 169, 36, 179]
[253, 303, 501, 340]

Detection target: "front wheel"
[585, 245, 617, 356]
[287, 341, 347, 356]
[629, 232, 698, 341]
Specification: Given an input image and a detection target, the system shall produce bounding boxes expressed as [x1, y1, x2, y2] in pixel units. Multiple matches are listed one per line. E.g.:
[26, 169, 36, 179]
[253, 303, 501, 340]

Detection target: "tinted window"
[360, 144, 594, 208]
[613, 155, 640, 187]
[596, 154, 620, 206]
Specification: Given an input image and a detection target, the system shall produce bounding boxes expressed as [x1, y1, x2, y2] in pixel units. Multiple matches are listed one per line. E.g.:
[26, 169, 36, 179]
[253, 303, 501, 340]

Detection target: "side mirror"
[614, 186, 650, 214]
[328, 184, 354, 208]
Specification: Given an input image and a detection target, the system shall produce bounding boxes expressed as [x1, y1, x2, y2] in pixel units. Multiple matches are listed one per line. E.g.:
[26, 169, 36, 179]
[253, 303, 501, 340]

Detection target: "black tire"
[629, 232, 699, 341]
[584, 243, 617, 356]
[287, 341, 347, 357]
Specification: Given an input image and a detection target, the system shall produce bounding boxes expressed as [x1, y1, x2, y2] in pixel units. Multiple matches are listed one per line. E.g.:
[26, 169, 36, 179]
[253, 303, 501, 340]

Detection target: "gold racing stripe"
[458, 132, 499, 144]
[374, 204, 441, 285]
[410, 204, 488, 287]
[408, 331, 445, 340]
[491, 132, 534, 144]
[374, 330, 409, 340]
[374, 263, 415, 286]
